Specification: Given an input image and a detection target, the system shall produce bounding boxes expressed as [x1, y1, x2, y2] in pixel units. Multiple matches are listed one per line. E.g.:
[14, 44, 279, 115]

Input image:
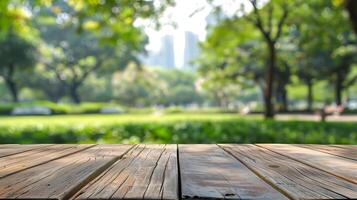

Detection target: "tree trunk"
[346, 0, 357, 35]
[5, 78, 19, 103]
[306, 79, 313, 111]
[335, 69, 343, 106]
[264, 42, 275, 118]
[276, 77, 288, 112]
[281, 87, 288, 112]
[45, 90, 63, 103]
[69, 84, 81, 104]
[3, 65, 19, 103]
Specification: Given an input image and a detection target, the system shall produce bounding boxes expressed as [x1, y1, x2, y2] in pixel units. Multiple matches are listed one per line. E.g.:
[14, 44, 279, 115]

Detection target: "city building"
[182, 31, 199, 69]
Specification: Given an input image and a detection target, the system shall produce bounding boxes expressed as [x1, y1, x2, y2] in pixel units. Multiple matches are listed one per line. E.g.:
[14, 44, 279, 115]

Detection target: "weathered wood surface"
[179, 144, 287, 199]
[0, 144, 53, 158]
[74, 144, 178, 200]
[257, 144, 357, 184]
[298, 144, 357, 161]
[0, 144, 95, 178]
[221, 144, 357, 199]
[0, 144, 132, 200]
[0, 144, 356, 200]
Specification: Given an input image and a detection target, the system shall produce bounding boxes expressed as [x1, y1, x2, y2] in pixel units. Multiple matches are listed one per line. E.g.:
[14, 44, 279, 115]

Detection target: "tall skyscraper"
[141, 34, 175, 69]
[158, 35, 175, 68]
[183, 31, 199, 69]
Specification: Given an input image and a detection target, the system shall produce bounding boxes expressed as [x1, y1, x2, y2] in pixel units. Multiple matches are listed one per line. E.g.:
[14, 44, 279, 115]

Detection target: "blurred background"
[0, 0, 356, 144]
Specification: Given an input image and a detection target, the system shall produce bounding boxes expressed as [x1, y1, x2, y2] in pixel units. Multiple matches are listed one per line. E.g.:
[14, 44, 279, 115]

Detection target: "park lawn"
[0, 113, 355, 144]
[0, 113, 257, 127]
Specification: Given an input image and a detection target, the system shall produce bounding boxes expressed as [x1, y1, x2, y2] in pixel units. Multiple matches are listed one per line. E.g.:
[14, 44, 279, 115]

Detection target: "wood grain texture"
[74, 144, 178, 200]
[298, 144, 357, 161]
[221, 144, 357, 200]
[0, 144, 356, 200]
[0, 144, 53, 158]
[258, 144, 357, 184]
[0, 144, 95, 178]
[179, 144, 287, 200]
[333, 145, 357, 151]
[0, 144, 132, 200]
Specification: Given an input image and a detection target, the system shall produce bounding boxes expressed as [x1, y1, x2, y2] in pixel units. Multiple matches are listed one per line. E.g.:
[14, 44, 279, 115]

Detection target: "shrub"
[0, 101, 124, 115]
[0, 118, 355, 144]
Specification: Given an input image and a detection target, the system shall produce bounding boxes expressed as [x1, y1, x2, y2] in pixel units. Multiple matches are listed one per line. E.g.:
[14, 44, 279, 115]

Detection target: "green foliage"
[1, 0, 356, 113]
[0, 32, 38, 102]
[0, 0, 36, 38]
[0, 102, 123, 115]
[0, 114, 355, 144]
[112, 64, 165, 107]
[0, 0, 175, 104]
[0, 32, 37, 68]
[112, 66, 203, 107]
[155, 69, 202, 106]
[65, 0, 174, 45]
[198, 0, 357, 112]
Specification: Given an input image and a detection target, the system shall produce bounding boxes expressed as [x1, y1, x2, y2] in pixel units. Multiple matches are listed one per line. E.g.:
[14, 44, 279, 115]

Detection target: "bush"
[0, 104, 14, 115]
[343, 109, 357, 115]
[0, 118, 355, 144]
[0, 101, 124, 115]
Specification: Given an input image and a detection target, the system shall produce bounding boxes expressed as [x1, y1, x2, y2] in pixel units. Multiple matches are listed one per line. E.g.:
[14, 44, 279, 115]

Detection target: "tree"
[196, 14, 267, 108]
[345, 0, 357, 34]
[274, 61, 290, 111]
[290, 0, 356, 107]
[1, 0, 175, 103]
[245, 0, 290, 118]
[156, 69, 202, 106]
[332, 41, 357, 105]
[0, 32, 37, 102]
[31, 0, 171, 103]
[40, 25, 115, 103]
[113, 64, 166, 107]
[27, 64, 67, 102]
[291, 22, 333, 110]
[197, 6, 294, 112]
[318, 2, 355, 106]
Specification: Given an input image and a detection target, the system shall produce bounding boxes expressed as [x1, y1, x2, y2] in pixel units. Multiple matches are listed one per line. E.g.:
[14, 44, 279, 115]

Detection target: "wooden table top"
[0, 144, 355, 199]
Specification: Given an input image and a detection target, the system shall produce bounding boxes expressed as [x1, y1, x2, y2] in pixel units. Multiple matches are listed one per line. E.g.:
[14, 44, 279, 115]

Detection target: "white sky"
[137, 0, 248, 67]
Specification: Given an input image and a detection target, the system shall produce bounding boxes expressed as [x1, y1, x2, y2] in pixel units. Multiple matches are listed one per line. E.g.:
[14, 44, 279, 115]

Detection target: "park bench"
[0, 144, 355, 199]
[316, 105, 344, 121]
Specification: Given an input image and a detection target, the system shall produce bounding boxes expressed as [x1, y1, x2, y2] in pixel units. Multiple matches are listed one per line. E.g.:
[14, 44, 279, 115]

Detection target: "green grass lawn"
[0, 113, 256, 127]
[0, 113, 356, 144]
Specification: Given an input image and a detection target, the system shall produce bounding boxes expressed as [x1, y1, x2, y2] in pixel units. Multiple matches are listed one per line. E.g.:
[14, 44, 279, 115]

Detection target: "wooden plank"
[258, 144, 357, 184]
[73, 144, 178, 200]
[0, 144, 95, 178]
[333, 145, 357, 151]
[298, 144, 357, 161]
[179, 144, 287, 200]
[0, 144, 18, 147]
[222, 144, 357, 200]
[0, 144, 53, 158]
[0, 144, 132, 200]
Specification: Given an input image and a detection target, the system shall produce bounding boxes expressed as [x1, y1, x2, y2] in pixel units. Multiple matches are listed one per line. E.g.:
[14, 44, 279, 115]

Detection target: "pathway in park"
[0, 144, 356, 199]
[274, 114, 357, 122]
